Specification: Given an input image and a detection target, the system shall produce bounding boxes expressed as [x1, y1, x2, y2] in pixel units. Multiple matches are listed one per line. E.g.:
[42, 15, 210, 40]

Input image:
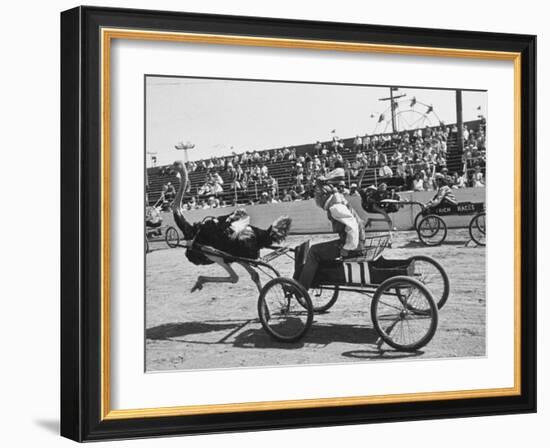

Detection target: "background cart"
[389, 200, 486, 246]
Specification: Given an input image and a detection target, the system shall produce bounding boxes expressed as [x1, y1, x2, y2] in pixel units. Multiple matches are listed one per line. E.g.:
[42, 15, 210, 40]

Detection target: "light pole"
[175, 141, 195, 163]
[378, 87, 406, 133]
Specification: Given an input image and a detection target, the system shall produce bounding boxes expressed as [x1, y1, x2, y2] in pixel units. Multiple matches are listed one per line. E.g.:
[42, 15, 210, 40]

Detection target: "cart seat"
[314, 256, 414, 287]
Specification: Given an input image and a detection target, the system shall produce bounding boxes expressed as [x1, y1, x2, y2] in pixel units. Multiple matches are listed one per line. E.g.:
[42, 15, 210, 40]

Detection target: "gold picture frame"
[61, 6, 536, 441]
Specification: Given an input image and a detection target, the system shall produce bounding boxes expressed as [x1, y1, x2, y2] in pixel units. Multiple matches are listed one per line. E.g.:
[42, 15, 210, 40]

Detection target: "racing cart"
[291, 233, 449, 351]
[183, 233, 449, 352]
[145, 225, 181, 253]
[387, 200, 486, 246]
[145, 205, 181, 253]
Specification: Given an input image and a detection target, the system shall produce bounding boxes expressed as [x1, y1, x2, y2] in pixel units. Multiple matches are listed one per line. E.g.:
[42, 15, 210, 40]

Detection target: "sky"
[145, 76, 487, 166]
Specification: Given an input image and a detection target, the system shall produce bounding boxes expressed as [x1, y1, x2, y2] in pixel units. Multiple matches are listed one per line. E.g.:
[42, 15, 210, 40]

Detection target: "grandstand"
[146, 119, 485, 206]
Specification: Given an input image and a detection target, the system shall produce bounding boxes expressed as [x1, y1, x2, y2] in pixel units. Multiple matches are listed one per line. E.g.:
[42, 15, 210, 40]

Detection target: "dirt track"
[145, 229, 486, 371]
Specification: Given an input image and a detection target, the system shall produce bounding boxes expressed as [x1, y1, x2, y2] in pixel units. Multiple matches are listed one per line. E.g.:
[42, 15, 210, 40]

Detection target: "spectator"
[353, 135, 363, 151]
[455, 172, 467, 189]
[198, 174, 214, 196]
[281, 189, 292, 202]
[473, 165, 485, 187]
[267, 175, 278, 197]
[150, 119, 485, 206]
[314, 141, 323, 155]
[321, 160, 346, 183]
[207, 196, 220, 208]
[187, 196, 197, 209]
[159, 181, 176, 210]
[412, 173, 424, 191]
[378, 162, 393, 179]
[337, 180, 350, 195]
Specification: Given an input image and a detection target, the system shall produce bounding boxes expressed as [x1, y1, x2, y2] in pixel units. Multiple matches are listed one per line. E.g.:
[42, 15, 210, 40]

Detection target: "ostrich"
[170, 161, 292, 292]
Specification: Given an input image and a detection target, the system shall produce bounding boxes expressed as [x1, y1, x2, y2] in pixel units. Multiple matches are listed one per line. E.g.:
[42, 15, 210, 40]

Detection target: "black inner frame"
[60, 6, 536, 442]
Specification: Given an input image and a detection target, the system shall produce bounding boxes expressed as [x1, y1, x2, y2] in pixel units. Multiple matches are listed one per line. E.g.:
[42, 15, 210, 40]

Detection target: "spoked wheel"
[165, 226, 180, 248]
[469, 212, 486, 246]
[406, 255, 450, 309]
[413, 211, 425, 230]
[258, 277, 314, 342]
[310, 286, 339, 313]
[417, 215, 447, 246]
[371, 276, 438, 352]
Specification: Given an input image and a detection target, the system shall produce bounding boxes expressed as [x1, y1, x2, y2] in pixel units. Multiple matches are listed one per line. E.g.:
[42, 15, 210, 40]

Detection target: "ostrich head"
[269, 216, 292, 243]
[172, 160, 184, 174]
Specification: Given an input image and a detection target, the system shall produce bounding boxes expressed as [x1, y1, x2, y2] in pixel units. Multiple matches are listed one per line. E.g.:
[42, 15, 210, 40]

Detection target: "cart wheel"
[469, 212, 486, 246]
[165, 226, 180, 248]
[413, 211, 424, 230]
[406, 255, 450, 309]
[310, 287, 339, 313]
[371, 276, 438, 352]
[258, 277, 313, 342]
[417, 215, 447, 246]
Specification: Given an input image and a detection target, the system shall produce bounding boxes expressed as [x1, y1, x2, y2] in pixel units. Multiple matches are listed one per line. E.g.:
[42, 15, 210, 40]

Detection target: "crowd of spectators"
[161, 121, 486, 209]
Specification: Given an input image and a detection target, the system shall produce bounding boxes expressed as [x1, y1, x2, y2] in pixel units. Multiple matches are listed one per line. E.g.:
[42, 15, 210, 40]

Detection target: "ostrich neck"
[172, 164, 189, 212]
[170, 163, 196, 240]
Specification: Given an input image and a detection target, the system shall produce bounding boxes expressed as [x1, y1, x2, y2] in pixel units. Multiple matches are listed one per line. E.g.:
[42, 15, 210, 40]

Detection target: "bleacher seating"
[146, 120, 483, 206]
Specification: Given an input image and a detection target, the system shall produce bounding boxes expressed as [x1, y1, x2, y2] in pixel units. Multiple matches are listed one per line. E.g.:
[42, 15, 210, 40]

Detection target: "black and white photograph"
[0, 0, 542, 444]
[144, 76, 487, 372]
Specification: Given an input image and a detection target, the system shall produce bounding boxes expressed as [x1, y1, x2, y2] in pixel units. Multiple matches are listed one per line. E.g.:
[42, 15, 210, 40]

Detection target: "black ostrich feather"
[170, 161, 291, 265]
[176, 210, 292, 265]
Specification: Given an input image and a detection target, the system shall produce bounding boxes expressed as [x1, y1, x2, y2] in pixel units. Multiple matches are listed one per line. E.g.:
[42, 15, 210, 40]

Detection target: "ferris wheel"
[369, 89, 444, 134]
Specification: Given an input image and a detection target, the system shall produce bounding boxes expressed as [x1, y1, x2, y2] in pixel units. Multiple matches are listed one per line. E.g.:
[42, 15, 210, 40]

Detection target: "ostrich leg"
[238, 262, 262, 292]
[191, 255, 240, 292]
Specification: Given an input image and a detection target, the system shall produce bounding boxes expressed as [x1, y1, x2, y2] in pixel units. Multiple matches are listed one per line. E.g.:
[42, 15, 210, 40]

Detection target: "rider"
[296, 180, 365, 291]
[426, 173, 458, 211]
[356, 162, 396, 229]
[159, 182, 176, 211]
[145, 204, 163, 236]
[358, 182, 397, 231]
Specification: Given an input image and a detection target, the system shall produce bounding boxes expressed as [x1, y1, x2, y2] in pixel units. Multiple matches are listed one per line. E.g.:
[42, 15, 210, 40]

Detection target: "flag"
[378, 113, 385, 123]
[477, 105, 481, 110]
[410, 97, 417, 107]
[331, 129, 336, 134]
[426, 105, 434, 114]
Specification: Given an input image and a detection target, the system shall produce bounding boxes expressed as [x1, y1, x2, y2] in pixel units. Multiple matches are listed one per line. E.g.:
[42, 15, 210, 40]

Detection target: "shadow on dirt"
[146, 321, 242, 340]
[233, 323, 380, 349]
[147, 320, 384, 352]
[341, 348, 424, 360]
[401, 240, 467, 249]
